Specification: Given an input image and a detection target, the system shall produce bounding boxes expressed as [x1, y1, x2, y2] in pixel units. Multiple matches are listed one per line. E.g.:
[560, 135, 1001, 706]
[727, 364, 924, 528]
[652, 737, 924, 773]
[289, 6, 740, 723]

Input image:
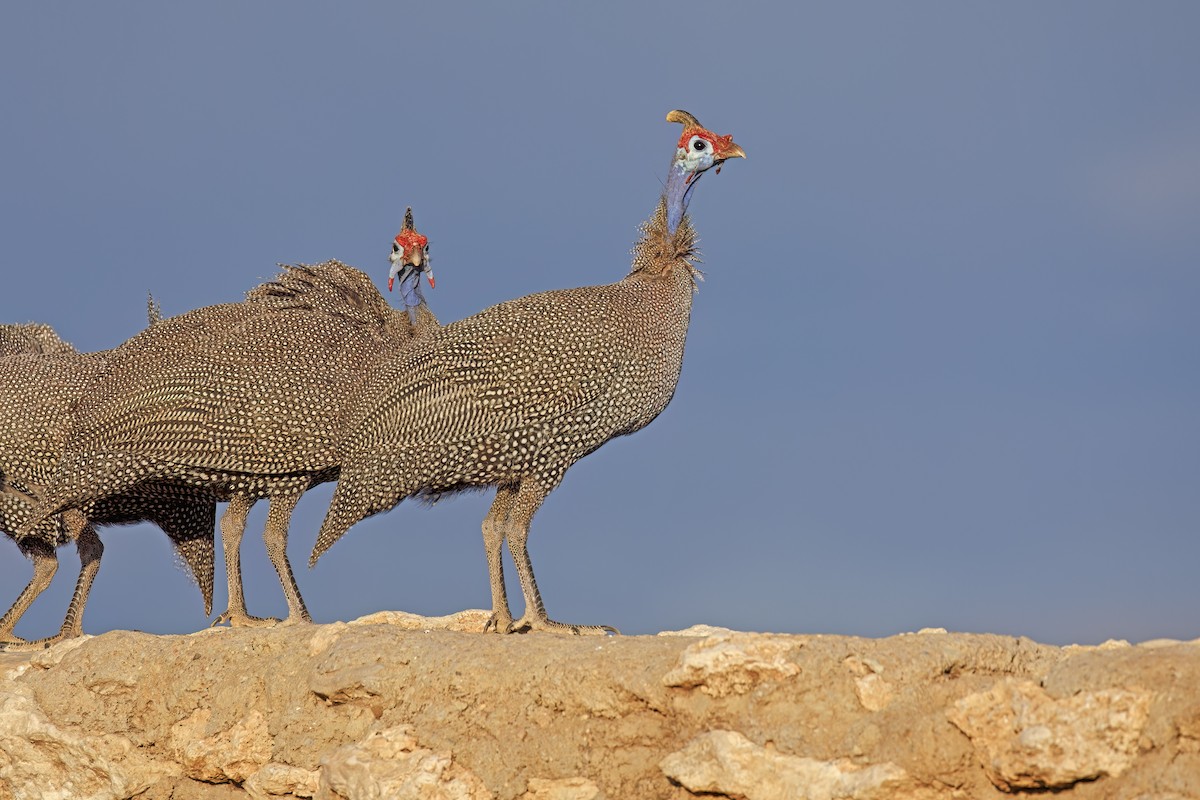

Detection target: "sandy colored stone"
[1, 616, 1198, 799]
[308, 622, 352, 657]
[948, 678, 1153, 790]
[656, 624, 738, 637]
[1063, 639, 1134, 656]
[25, 636, 92, 670]
[169, 708, 272, 784]
[1176, 705, 1200, 754]
[244, 762, 321, 799]
[348, 609, 493, 633]
[0, 680, 170, 800]
[317, 726, 492, 800]
[660, 730, 921, 800]
[845, 656, 894, 712]
[519, 777, 604, 800]
[661, 632, 803, 696]
[853, 673, 894, 712]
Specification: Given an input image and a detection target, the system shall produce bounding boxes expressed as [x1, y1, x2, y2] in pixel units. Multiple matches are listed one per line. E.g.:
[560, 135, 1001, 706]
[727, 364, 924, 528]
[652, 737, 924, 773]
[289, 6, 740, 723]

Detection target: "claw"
[484, 611, 515, 634]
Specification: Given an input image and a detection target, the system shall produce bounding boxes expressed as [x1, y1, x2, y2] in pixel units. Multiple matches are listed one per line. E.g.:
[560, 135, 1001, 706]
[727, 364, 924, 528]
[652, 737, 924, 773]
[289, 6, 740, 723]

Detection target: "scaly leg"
[0, 538, 58, 646]
[261, 491, 312, 625]
[1, 511, 104, 651]
[54, 516, 103, 641]
[212, 494, 277, 627]
[503, 480, 618, 636]
[482, 486, 517, 633]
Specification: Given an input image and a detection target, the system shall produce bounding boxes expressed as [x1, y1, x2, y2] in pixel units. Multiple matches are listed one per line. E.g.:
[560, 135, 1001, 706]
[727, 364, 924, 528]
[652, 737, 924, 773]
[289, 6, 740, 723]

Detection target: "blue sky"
[2, 3, 1198, 645]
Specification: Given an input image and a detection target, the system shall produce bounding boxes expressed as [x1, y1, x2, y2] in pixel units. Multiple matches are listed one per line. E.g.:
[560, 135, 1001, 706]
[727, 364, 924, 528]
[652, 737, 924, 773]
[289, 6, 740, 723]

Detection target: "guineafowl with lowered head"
[310, 110, 745, 635]
[0, 323, 216, 651]
[23, 212, 438, 629]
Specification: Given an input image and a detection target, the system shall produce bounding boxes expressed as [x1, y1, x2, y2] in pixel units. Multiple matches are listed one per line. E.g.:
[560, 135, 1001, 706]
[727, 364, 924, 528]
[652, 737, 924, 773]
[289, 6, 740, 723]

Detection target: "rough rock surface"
[1, 613, 1199, 799]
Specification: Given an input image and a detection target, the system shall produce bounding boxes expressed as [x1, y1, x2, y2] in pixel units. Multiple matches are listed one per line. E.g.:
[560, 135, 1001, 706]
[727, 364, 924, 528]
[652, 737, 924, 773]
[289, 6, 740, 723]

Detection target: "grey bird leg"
[212, 494, 278, 627]
[261, 491, 312, 625]
[0, 538, 58, 645]
[55, 514, 103, 641]
[482, 486, 517, 633]
[1, 511, 103, 651]
[501, 481, 618, 636]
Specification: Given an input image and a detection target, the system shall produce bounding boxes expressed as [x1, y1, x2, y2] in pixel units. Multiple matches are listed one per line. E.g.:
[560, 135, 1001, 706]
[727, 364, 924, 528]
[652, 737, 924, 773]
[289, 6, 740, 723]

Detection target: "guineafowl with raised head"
[24, 213, 438, 628]
[0, 323, 216, 651]
[310, 110, 745, 635]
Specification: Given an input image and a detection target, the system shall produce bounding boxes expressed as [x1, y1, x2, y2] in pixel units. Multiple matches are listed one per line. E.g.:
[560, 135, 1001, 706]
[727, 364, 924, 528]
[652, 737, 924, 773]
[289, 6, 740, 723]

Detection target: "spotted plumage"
[311, 110, 745, 635]
[0, 323, 216, 651]
[0, 323, 74, 356]
[26, 215, 438, 628]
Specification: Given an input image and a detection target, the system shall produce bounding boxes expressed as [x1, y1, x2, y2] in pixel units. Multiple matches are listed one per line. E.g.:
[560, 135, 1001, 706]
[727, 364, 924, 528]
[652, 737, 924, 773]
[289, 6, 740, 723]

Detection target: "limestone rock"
[348, 609, 493, 633]
[0, 681, 169, 800]
[244, 762, 321, 799]
[2, 616, 1198, 799]
[845, 656, 894, 712]
[661, 632, 803, 697]
[316, 726, 492, 800]
[519, 776, 604, 800]
[948, 678, 1153, 790]
[308, 623, 352, 657]
[660, 730, 920, 800]
[26, 636, 92, 669]
[169, 708, 272, 784]
[656, 624, 738, 637]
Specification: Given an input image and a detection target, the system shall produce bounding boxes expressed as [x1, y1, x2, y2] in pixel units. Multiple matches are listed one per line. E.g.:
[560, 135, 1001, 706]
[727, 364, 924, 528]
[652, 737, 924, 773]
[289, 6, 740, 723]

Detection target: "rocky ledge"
[1, 611, 1198, 799]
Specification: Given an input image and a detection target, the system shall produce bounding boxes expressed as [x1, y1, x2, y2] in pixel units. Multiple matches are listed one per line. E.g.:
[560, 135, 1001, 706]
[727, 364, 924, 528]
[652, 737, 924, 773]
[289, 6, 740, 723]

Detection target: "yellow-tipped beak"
[717, 142, 747, 161]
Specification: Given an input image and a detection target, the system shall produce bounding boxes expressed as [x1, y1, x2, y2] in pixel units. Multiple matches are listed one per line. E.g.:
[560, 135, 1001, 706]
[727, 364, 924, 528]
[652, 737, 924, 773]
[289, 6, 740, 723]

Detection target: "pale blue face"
[388, 235, 434, 295]
[389, 238, 429, 272]
[675, 133, 719, 175]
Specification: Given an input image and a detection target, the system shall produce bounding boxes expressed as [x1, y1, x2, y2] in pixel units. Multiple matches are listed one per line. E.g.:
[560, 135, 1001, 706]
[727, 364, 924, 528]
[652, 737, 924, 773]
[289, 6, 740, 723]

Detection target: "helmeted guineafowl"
[1, 323, 216, 651]
[24, 212, 437, 628]
[310, 110, 745, 634]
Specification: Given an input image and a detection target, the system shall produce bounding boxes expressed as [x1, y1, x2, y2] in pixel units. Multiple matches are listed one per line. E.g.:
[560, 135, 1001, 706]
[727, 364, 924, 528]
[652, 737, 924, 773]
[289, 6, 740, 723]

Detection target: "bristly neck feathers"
[629, 158, 702, 283]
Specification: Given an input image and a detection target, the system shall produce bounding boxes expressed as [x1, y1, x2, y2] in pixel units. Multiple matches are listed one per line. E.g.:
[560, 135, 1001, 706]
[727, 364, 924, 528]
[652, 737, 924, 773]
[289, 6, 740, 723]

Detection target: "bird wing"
[348, 286, 632, 451]
[68, 302, 382, 478]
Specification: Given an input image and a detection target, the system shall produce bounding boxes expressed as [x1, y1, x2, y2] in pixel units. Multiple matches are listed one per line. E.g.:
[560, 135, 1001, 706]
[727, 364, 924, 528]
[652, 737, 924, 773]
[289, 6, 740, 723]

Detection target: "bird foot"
[483, 611, 515, 634]
[210, 610, 280, 629]
[0, 632, 28, 647]
[506, 613, 619, 636]
[0, 630, 80, 652]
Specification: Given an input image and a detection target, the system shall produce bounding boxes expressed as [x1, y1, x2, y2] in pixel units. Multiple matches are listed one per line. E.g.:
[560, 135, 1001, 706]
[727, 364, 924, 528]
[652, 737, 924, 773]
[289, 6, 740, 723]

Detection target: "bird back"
[0, 323, 76, 357]
[45, 261, 427, 507]
[310, 218, 699, 562]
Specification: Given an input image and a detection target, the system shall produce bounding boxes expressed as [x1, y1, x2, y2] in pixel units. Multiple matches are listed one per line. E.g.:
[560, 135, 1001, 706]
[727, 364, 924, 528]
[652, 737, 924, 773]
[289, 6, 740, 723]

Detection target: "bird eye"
[692, 138, 707, 152]
[392, 242, 400, 253]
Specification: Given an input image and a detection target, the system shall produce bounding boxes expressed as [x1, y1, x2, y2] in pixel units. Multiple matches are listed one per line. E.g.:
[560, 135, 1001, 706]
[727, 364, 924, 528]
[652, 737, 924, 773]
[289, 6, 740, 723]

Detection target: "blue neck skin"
[664, 158, 702, 235]
[398, 269, 425, 325]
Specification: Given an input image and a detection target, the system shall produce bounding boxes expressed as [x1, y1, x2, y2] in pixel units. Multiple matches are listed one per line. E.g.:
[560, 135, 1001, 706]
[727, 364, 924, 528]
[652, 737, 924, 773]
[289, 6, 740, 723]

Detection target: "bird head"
[388, 206, 434, 294]
[667, 109, 746, 184]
